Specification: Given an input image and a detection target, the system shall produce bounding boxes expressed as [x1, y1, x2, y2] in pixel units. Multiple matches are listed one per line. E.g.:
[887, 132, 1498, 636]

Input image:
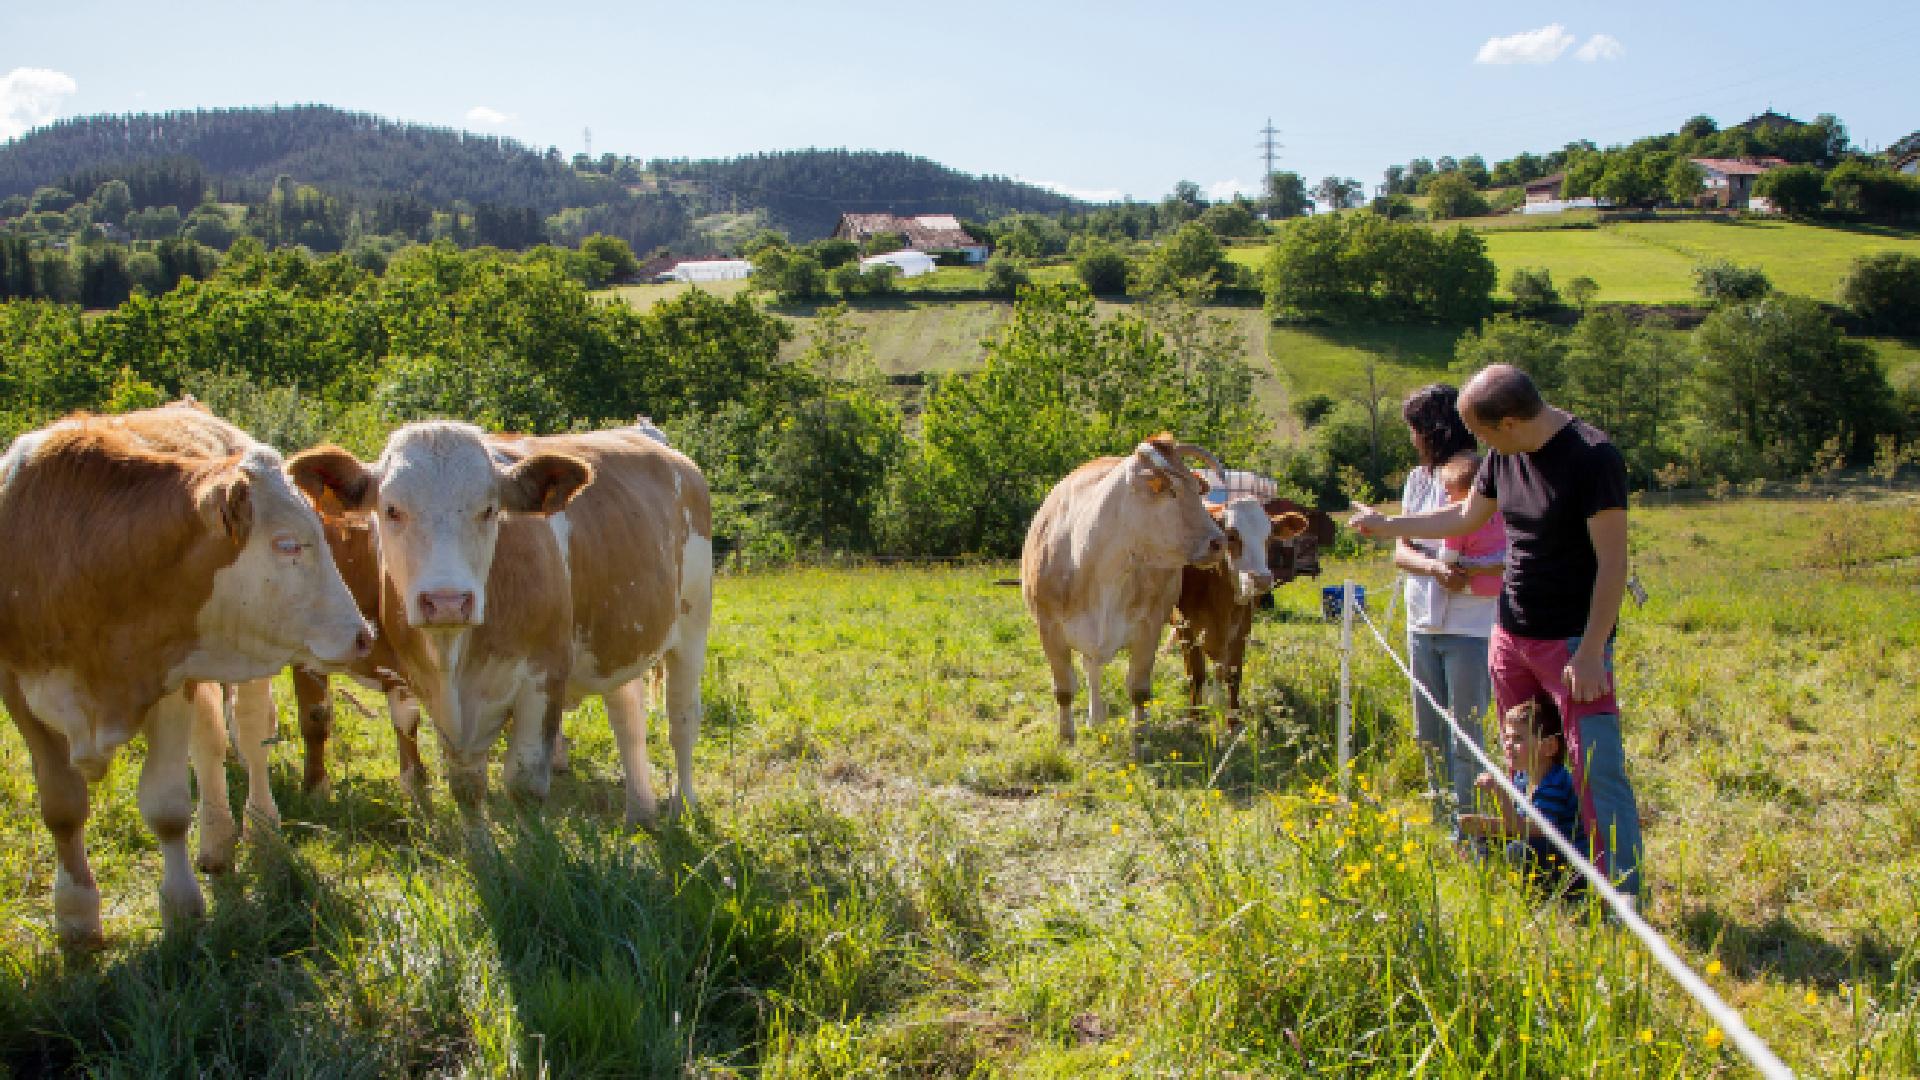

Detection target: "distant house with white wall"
[668, 258, 753, 283]
[1691, 157, 1786, 209]
[1523, 172, 1564, 204]
[833, 213, 989, 264]
[859, 249, 936, 278]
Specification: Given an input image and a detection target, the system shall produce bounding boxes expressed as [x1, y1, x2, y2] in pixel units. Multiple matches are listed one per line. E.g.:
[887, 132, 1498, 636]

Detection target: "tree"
[1754, 165, 1827, 217]
[1507, 267, 1558, 314]
[91, 180, 133, 226]
[1132, 222, 1232, 296]
[1665, 158, 1704, 206]
[1693, 295, 1891, 474]
[1074, 245, 1131, 296]
[1265, 171, 1312, 219]
[578, 233, 639, 285]
[1680, 115, 1719, 139]
[1694, 260, 1770, 303]
[984, 257, 1030, 298]
[1454, 315, 1569, 395]
[1424, 173, 1489, 219]
[1566, 275, 1599, 309]
[1198, 200, 1260, 237]
[1313, 176, 1363, 212]
[1459, 155, 1491, 188]
[1840, 252, 1920, 334]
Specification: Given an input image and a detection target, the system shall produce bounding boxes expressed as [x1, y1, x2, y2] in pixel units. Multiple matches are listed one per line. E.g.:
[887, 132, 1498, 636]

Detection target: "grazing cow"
[288, 421, 713, 825]
[1022, 435, 1227, 743]
[1265, 497, 1335, 584]
[1173, 500, 1310, 713]
[0, 405, 371, 944]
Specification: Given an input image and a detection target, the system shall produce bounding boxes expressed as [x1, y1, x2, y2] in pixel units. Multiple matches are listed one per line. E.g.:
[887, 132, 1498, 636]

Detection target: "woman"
[1394, 383, 1501, 837]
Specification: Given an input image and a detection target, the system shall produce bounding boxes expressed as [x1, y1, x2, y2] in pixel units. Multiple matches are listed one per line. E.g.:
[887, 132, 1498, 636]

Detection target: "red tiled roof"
[1691, 157, 1787, 176]
[836, 212, 983, 252]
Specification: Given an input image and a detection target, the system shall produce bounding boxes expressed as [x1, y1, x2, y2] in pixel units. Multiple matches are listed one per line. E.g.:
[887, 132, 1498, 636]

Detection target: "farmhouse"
[1690, 157, 1786, 209]
[833, 212, 990, 264]
[1523, 172, 1564, 205]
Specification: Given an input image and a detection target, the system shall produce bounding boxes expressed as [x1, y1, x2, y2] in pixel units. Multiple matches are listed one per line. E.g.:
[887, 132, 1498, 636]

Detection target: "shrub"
[1693, 259, 1770, 303]
[1074, 246, 1131, 296]
[1424, 173, 1489, 220]
[1839, 251, 1920, 333]
[983, 257, 1030, 298]
[1566, 275, 1600, 309]
[1754, 165, 1827, 217]
[1507, 267, 1558, 315]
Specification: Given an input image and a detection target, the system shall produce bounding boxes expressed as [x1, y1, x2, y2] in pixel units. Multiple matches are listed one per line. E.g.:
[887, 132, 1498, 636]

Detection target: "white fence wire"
[1335, 579, 1794, 1080]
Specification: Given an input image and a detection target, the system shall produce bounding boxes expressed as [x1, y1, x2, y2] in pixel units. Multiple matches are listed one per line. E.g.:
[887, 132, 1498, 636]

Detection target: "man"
[1348, 364, 1643, 899]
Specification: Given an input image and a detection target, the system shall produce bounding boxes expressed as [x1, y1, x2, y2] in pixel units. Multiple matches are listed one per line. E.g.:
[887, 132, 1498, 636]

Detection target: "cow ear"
[1270, 511, 1310, 539]
[288, 446, 377, 515]
[500, 452, 593, 515]
[197, 471, 253, 545]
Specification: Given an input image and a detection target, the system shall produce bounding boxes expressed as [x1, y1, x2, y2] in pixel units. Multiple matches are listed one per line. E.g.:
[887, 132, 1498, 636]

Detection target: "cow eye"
[271, 535, 303, 557]
[385, 504, 403, 523]
[480, 504, 497, 522]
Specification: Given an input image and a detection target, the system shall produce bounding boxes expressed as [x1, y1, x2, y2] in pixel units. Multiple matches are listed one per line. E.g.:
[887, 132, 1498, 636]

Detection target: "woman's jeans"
[1407, 632, 1491, 835]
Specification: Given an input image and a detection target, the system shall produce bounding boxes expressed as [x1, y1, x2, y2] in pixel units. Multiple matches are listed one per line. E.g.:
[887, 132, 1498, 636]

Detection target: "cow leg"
[550, 728, 572, 773]
[502, 681, 558, 804]
[388, 689, 430, 795]
[605, 680, 660, 827]
[1080, 654, 1111, 735]
[1038, 626, 1078, 743]
[5, 681, 102, 946]
[230, 678, 280, 832]
[187, 683, 238, 873]
[1124, 622, 1164, 730]
[1179, 628, 1209, 708]
[141, 690, 206, 929]
[662, 638, 707, 821]
[293, 666, 334, 795]
[1224, 608, 1252, 717]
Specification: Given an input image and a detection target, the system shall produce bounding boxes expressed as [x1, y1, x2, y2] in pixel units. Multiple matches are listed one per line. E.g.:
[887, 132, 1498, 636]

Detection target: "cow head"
[1211, 499, 1311, 604]
[193, 445, 374, 672]
[1125, 435, 1227, 569]
[289, 424, 591, 629]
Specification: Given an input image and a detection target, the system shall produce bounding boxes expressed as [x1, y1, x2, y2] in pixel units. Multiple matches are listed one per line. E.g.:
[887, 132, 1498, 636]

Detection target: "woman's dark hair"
[1401, 383, 1476, 466]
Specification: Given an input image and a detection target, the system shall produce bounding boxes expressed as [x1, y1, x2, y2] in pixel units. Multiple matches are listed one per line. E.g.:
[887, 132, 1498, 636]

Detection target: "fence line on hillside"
[1333, 579, 1794, 1080]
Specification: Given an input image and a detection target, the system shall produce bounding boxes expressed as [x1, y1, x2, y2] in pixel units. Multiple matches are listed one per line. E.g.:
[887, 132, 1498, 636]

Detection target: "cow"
[1172, 500, 1311, 714]
[287, 421, 712, 825]
[1264, 497, 1335, 585]
[1022, 435, 1227, 744]
[0, 404, 371, 944]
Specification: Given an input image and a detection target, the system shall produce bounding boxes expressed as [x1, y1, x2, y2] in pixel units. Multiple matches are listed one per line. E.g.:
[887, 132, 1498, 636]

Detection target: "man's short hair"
[1463, 365, 1546, 426]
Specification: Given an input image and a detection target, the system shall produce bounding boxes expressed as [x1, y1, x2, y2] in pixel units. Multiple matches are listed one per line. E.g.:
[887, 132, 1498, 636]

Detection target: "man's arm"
[1566, 506, 1628, 703]
[1348, 487, 1497, 540]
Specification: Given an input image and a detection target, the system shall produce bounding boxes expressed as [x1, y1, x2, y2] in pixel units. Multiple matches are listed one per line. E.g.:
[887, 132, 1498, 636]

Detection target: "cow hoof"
[626, 800, 661, 831]
[303, 776, 333, 798]
[665, 793, 698, 823]
[159, 883, 207, 930]
[244, 803, 281, 835]
[53, 883, 103, 948]
[197, 813, 239, 874]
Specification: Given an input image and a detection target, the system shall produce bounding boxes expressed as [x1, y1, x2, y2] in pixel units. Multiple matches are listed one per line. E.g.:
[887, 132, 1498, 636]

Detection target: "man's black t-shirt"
[1473, 415, 1629, 639]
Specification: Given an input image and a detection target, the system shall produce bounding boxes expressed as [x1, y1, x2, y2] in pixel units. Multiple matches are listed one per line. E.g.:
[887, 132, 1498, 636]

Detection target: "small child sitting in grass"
[1459, 695, 1582, 892]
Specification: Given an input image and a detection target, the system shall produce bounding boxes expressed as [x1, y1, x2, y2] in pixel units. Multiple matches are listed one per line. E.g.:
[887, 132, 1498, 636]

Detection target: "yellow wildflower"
[1704, 1026, 1724, 1050]
[1706, 959, 1722, 976]
[1638, 1029, 1654, 1045]
[1804, 989, 1819, 1006]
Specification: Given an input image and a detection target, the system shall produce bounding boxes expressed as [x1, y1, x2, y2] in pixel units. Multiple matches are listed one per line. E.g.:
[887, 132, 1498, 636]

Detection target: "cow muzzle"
[416, 589, 478, 626]
[1240, 572, 1275, 601]
[309, 622, 376, 667]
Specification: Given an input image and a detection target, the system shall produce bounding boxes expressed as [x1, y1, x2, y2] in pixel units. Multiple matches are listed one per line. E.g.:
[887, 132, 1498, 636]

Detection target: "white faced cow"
[288, 421, 712, 825]
[1173, 499, 1310, 714]
[1021, 435, 1227, 743]
[0, 403, 371, 944]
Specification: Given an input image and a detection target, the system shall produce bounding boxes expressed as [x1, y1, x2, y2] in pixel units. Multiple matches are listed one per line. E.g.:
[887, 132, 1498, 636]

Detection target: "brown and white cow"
[1173, 500, 1310, 713]
[1022, 435, 1226, 743]
[288, 421, 712, 825]
[0, 404, 371, 944]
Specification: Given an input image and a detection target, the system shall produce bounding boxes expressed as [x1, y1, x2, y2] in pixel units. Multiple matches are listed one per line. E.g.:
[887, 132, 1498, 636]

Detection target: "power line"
[1258, 118, 1284, 185]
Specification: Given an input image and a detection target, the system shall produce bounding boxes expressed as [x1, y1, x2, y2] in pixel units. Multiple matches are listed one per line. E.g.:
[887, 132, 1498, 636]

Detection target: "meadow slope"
[0, 491, 1914, 1076]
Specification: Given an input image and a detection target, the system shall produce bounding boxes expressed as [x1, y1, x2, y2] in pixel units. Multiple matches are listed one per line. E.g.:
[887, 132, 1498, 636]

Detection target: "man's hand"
[1564, 646, 1612, 703]
[1347, 503, 1386, 536]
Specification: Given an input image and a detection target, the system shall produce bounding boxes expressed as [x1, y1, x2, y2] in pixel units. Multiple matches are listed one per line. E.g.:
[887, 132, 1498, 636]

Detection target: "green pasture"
[1229, 218, 1920, 305]
[0, 493, 1914, 1075]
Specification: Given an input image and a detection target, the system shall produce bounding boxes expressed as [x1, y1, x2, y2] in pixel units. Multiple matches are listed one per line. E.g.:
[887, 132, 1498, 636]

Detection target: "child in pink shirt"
[1439, 453, 1505, 597]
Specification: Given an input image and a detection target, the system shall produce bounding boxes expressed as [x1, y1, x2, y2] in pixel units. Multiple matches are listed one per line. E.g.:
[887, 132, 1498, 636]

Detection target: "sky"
[3, 1, 1916, 203]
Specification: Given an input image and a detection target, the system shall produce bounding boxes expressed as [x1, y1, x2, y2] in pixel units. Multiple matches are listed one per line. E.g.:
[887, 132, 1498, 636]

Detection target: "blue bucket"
[1320, 584, 1366, 621]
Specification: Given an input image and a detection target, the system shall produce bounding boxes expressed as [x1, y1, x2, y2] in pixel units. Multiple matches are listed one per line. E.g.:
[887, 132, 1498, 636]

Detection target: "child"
[1437, 452, 1505, 597]
[1459, 695, 1583, 892]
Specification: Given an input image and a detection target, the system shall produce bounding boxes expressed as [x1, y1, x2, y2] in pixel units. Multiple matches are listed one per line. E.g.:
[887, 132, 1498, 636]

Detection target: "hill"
[0, 106, 1081, 252]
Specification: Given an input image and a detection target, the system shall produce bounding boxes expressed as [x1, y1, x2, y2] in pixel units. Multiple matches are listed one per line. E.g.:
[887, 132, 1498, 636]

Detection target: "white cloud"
[1474, 24, 1575, 65]
[0, 67, 79, 142]
[1207, 178, 1255, 201]
[1575, 34, 1625, 62]
[465, 105, 515, 126]
[1032, 178, 1126, 203]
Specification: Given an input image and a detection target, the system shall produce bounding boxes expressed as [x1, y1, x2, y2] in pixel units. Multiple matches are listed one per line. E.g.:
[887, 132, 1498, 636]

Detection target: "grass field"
[1227, 218, 1920, 305]
[0, 492, 1915, 1075]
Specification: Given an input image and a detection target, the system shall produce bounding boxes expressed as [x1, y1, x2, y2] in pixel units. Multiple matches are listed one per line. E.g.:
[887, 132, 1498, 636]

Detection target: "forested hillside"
[0, 106, 1080, 255]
